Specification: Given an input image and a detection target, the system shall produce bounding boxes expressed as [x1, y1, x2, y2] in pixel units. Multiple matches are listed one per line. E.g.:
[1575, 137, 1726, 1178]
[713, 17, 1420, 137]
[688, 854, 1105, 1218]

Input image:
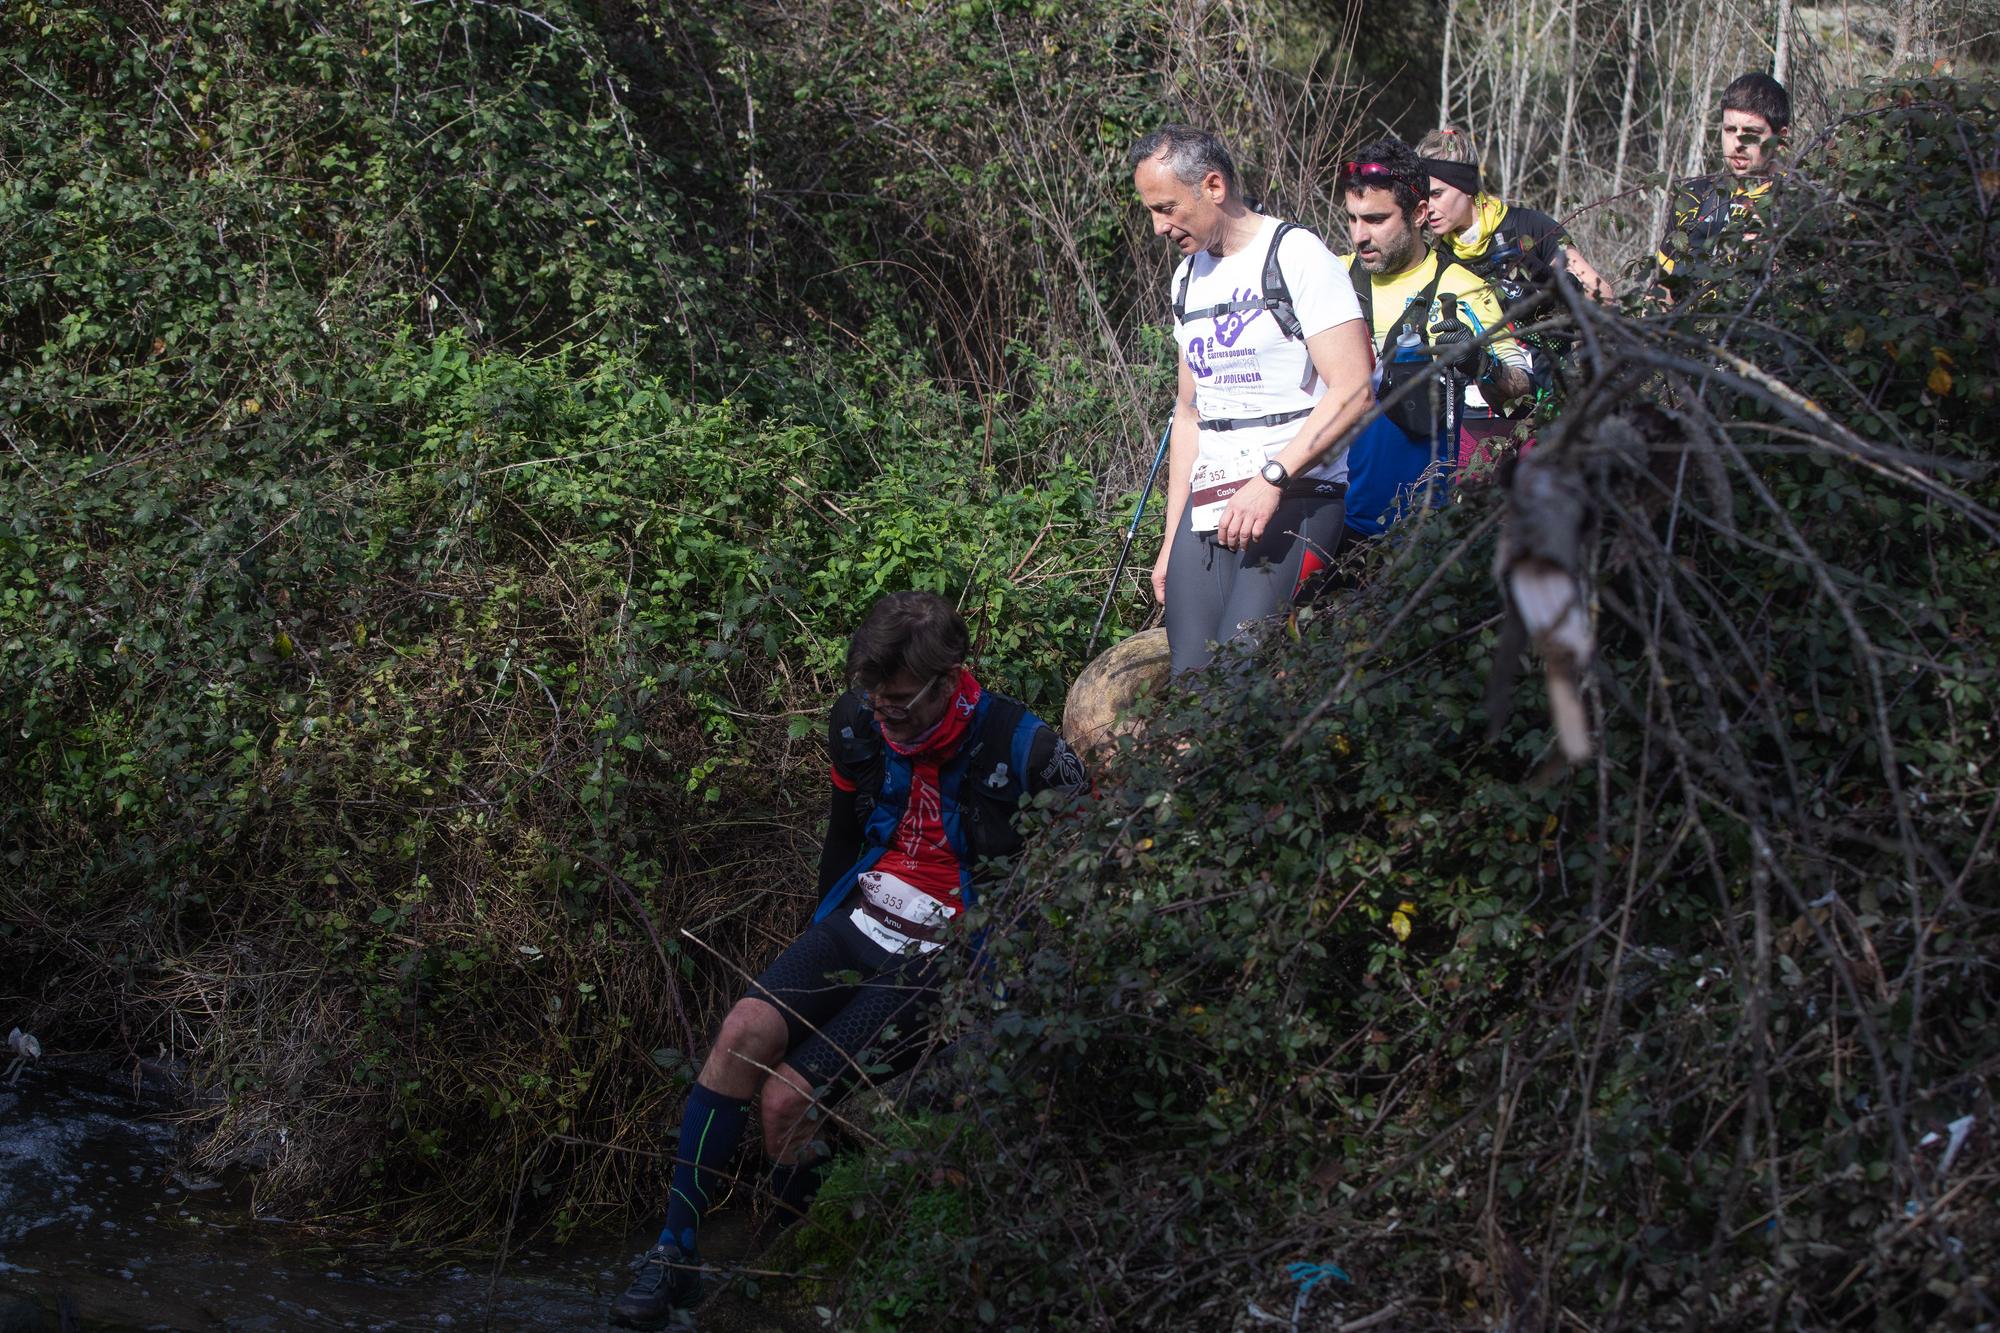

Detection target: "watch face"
[1261, 461, 1286, 485]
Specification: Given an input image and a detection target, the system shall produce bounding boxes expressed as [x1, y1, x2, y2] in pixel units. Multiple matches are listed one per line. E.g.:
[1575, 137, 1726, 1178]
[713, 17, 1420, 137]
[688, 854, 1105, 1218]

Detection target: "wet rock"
[1063, 626, 1169, 766]
[0, 1290, 51, 1333]
[4, 1078, 822, 1331]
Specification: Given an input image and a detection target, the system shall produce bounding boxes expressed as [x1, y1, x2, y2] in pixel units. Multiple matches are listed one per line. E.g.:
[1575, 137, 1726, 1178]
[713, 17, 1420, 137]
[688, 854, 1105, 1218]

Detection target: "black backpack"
[827, 689, 1046, 884]
[1169, 222, 1327, 413]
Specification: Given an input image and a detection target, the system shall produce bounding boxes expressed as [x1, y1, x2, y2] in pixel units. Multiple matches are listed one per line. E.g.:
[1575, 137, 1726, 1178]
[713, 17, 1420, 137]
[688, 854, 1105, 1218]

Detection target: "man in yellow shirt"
[1333, 137, 1531, 541]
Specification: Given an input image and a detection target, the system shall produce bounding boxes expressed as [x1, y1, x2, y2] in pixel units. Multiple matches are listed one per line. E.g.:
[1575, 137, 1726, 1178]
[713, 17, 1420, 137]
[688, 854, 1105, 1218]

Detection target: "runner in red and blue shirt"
[612, 592, 1086, 1328]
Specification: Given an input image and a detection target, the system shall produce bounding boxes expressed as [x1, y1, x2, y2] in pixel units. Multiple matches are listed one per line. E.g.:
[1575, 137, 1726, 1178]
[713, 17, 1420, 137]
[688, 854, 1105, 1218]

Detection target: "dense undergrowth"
[3, 0, 1997, 1329]
[0, 0, 1149, 1234]
[796, 80, 2000, 1330]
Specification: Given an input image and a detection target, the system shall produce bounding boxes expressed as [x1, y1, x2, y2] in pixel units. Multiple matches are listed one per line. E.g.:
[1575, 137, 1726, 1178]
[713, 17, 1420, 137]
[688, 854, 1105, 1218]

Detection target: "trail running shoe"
[609, 1242, 701, 1327]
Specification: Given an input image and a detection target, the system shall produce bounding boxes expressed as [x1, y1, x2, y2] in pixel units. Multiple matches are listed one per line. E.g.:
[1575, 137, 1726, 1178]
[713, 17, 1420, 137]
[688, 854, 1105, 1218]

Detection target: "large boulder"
[1063, 627, 1170, 764]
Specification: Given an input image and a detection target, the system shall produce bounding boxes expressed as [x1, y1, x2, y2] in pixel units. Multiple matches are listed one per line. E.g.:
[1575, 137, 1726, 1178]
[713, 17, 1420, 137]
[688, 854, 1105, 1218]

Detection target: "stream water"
[0, 1067, 812, 1332]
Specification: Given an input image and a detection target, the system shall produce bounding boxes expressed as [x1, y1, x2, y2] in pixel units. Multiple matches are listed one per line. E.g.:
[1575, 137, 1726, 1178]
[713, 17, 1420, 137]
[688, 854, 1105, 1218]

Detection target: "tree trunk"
[1555, 0, 1581, 210]
[1440, 0, 1457, 126]
[1774, 0, 1792, 86]
[1502, 0, 1533, 192]
[1612, 0, 1643, 194]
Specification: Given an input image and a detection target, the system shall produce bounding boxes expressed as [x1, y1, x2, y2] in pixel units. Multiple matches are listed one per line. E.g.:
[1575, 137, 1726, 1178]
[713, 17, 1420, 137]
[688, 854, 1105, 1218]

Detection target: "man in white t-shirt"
[1129, 125, 1375, 674]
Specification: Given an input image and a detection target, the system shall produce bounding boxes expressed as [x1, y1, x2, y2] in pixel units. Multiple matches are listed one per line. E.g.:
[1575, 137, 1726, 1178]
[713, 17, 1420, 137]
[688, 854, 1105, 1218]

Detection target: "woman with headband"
[1415, 126, 1616, 303]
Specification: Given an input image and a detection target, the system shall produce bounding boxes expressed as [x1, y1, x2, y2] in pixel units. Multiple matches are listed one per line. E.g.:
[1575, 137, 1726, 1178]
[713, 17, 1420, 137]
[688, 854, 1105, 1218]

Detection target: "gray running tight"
[1163, 490, 1347, 675]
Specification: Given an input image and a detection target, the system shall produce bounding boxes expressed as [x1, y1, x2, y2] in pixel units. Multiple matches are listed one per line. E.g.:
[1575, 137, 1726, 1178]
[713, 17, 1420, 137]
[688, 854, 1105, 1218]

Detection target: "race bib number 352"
[1188, 442, 1261, 532]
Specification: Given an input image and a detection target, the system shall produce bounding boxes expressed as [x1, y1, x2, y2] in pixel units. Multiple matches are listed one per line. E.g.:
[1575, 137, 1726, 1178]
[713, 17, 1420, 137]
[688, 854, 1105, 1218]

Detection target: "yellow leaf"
[1842, 325, 1865, 352]
[1928, 366, 1954, 395]
[242, 397, 260, 414]
[1389, 910, 1412, 942]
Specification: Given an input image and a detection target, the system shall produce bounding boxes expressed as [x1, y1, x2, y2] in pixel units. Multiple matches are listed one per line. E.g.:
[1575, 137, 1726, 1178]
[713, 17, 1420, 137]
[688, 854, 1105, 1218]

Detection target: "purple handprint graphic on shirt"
[1212, 287, 1264, 348]
[1186, 335, 1212, 378]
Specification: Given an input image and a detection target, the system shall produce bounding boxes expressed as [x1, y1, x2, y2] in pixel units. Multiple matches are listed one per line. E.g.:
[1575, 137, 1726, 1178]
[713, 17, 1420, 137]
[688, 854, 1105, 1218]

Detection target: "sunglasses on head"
[1342, 161, 1420, 192]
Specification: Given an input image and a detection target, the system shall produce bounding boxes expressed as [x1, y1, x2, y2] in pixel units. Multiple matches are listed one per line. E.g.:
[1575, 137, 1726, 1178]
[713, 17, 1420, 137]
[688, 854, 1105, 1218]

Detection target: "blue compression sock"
[658, 1082, 750, 1255]
[767, 1156, 826, 1222]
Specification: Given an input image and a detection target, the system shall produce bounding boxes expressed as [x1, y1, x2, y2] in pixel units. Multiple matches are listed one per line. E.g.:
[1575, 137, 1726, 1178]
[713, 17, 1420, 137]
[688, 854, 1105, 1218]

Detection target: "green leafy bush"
[0, 0, 1130, 1235]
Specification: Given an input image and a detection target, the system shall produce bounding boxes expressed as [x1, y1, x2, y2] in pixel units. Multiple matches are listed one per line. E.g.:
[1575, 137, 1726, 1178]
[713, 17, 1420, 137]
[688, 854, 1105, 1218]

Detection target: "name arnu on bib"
[852, 868, 956, 955]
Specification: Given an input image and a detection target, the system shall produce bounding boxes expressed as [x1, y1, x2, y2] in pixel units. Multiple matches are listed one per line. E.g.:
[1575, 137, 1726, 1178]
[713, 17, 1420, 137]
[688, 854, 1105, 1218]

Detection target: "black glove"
[1430, 293, 1478, 374]
[1432, 335, 1481, 374]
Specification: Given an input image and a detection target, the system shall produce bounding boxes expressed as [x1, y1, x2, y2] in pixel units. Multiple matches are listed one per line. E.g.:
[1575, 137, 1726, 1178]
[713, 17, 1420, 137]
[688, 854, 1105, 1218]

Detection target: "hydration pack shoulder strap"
[1350, 254, 1448, 362]
[1473, 232, 1509, 278]
[1261, 221, 1306, 340]
[1172, 221, 1309, 339]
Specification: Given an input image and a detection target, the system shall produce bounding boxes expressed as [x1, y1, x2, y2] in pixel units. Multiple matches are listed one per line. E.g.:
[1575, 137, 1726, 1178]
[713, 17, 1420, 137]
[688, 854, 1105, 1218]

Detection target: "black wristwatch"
[1259, 459, 1289, 487]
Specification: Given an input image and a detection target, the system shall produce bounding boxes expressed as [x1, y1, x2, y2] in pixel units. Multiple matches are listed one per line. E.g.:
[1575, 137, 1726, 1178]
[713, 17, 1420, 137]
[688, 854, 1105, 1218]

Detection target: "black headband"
[1420, 158, 1481, 196]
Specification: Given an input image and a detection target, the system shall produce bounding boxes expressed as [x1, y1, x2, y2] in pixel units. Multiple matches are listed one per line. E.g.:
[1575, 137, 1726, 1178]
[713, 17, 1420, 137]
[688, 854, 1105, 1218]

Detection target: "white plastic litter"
[5, 1029, 40, 1086]
[1917, 1114, 1976, 1176]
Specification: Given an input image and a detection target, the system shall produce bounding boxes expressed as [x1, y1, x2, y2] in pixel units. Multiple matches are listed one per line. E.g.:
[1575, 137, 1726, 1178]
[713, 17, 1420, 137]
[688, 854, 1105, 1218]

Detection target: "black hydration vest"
[814, 688, 1051, 925]
[1452, 227, 1566, 362]
[1348, 255, 1448, 442]
[1172, 219, 1310, 339]
[1454, 228, 1528, 293]
[1679, 178, 1737, 249]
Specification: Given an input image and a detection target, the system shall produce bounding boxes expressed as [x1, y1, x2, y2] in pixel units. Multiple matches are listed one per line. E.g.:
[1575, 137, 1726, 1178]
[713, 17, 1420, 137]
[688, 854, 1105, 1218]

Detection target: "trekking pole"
[1085, 420, 1173, 661]
[1432, 294, 1474, 494]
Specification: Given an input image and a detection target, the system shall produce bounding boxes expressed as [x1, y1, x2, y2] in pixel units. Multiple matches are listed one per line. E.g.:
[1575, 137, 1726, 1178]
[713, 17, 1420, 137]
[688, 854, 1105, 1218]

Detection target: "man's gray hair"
[1128, 124, 1238, 196]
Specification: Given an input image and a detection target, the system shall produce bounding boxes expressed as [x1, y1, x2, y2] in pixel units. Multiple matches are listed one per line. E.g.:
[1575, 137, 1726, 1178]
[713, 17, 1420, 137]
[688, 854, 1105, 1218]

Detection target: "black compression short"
[745, 898, 949, 1098]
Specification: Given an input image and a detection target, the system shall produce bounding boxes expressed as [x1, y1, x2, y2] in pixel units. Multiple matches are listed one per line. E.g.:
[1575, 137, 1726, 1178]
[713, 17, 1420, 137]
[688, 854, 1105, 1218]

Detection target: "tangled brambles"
[799, 80, 2000, 1331]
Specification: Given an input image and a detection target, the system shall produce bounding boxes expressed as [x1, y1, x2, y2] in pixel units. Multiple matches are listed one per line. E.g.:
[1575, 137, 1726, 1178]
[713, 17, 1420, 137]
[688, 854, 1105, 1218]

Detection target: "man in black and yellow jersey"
[1333, 137, 1531, 544]
[1655, 72, 1791, 293]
